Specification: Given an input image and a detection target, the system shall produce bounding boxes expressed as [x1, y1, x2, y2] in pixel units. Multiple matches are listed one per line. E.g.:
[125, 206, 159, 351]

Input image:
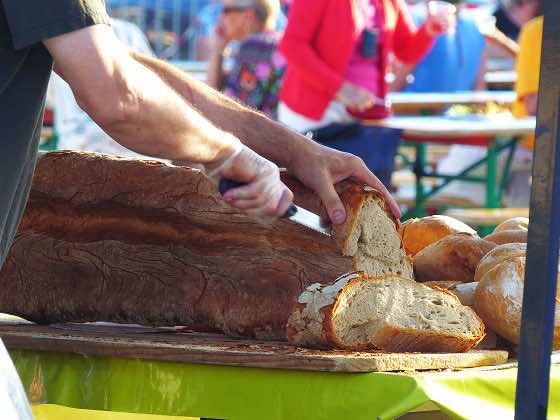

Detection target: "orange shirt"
[513, 16, 543, 150]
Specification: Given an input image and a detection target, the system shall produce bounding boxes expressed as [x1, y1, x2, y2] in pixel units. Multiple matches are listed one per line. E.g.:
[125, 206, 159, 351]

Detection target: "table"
[388, 90, 516, 115]
[485, 70, 517, 90]
[366, 115, 536, 219]
[0, 316, 519, 420]
[8, 346, 560, 420]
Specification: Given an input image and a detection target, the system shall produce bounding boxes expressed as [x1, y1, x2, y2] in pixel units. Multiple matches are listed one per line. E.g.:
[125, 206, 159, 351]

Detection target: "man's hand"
[289, 141, 401, 224]
[208, 142, 294, 218]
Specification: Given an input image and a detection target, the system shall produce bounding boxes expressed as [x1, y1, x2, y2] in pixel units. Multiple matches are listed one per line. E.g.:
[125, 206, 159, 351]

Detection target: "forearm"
[131, 51, 312, 169]
[206, 50, 225, 90]
[486, 30, 519, 58]
[46, 26, 237, 166]
[84, 54, 236, 164]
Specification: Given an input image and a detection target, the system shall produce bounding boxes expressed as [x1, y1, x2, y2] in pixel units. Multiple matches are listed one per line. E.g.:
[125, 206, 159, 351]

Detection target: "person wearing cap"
[207, 0, 286, 119]
[0, 0, 400, 415]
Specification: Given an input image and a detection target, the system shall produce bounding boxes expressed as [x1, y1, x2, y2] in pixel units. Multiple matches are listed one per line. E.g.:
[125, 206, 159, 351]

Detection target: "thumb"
[315, 179, 347, 225]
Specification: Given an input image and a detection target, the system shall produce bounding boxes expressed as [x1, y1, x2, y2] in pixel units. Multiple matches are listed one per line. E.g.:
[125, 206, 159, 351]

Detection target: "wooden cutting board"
[0, 321, 508, 373]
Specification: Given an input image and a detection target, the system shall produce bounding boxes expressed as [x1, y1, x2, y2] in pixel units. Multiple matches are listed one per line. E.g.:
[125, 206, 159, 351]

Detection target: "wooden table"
[6, 318, 556, 420]
[485, 70, 517, 90]
[388, 90, 516, 115]
[366, 115, 536, 219]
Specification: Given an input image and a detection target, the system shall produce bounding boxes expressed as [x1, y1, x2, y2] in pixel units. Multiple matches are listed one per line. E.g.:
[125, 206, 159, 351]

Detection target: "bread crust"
[483, 230, 527, 245]
[286, 272, 365, 347]
[449, 282, 478, 307]
[494, 217, 529, 233]
[423, 280, 465, 290]
[400, 215, 477, 257]
[474, 243, 527, 282]
[474, 256, 560, 349]
[414, 233, 496, 283]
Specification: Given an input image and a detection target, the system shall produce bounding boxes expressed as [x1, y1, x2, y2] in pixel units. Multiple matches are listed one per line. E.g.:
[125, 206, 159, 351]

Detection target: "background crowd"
[44, 0, 543, 207]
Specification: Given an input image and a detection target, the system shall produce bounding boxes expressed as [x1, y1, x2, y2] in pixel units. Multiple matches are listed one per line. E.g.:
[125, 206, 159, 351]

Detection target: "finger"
[222, 181, 263, 202]
[349, 159, 402, 220]
[313, 174, 347, 225]
[275, 188, 294, 218]
[229, 192, 285, 217]
[228, 197, 268, 211]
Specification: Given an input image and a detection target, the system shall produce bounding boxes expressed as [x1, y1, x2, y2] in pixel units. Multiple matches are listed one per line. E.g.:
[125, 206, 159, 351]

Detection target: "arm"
[206, 51, 225, 90]
[206, 22, 228, 90]
[474, 47, 489, 90]
[514, 18, 542, 117]
[392, 0, 436, 64]
[484, 29, 519, 58]
[130, 51, 401, 221]
[388, 59, 416, 92]
[44, 24, 293, 218]
[278, 0, 343, 99]
[45, 25, 236, 165]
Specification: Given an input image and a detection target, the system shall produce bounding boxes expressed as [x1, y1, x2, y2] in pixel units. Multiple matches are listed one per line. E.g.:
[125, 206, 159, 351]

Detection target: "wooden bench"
[444, 208, 529, 227]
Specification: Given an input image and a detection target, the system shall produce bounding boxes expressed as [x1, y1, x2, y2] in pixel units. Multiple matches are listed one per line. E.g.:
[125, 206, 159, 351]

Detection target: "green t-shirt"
[0, 0, 109, 266]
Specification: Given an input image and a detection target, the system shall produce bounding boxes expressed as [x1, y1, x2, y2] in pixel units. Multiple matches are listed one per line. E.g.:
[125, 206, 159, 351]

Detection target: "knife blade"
[219, 178, 331, 236]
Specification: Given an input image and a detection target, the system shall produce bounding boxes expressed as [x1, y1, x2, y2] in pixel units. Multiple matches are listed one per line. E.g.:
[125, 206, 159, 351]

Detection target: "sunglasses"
[501, 0, 535, 7]
[222, 5, 251, 14]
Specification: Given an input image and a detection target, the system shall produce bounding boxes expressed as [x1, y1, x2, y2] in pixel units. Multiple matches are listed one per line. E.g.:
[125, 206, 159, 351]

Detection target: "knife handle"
[218, 178, 297, 218]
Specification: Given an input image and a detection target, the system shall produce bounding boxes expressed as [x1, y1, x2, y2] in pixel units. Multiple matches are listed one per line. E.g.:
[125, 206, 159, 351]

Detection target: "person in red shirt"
[278, 0, 453, 186]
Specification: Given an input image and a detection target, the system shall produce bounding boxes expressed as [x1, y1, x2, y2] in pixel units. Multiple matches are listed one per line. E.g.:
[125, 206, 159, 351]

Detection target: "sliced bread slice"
[287, 273, 485, 352]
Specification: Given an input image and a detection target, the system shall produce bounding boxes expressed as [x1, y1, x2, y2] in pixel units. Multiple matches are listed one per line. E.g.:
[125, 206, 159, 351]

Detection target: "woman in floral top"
[207, 0, 285, 119]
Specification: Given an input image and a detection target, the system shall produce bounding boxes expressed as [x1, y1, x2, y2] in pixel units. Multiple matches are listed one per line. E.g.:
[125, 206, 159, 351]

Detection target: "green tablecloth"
[9, 349, 560, 420]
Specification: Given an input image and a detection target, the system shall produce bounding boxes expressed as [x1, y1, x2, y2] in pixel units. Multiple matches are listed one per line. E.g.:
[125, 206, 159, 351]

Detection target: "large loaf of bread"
[0, 151, 412, 340]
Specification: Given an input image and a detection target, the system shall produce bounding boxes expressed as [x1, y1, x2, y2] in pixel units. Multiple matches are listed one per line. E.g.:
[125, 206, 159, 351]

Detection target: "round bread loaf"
[474, 243, 527, 282]
[399, 215, 477, 257]
[450, 282, 478, 307]
[414, 233, 496, 283]
[423, 280, 464, 290]
[474, 257, 560, 349]
[484, 229, 527, 245]
[494, 217, 529, 233]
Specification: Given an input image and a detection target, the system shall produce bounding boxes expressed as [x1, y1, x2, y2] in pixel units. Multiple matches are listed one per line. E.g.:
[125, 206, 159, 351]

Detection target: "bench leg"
[413, 143, 427, 218]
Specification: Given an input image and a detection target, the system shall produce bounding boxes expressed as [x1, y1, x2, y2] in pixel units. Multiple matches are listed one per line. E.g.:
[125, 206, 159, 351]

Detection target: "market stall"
[3, 4, 560, 420]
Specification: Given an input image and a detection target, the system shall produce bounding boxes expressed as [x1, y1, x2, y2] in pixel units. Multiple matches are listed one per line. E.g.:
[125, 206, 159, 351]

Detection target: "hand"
[212, 20, 229, 52]
[207, 141, 294, 218]
[288, 140, 401, 224]
[336, 82, 376, 112]
[523, 93, 538, 116]
[425, 0, 457, 36]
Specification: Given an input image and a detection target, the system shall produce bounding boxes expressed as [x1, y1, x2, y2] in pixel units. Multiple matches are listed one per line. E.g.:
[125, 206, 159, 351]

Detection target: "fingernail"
[332, 209, 346, 224]
[223, 193, 234, 203]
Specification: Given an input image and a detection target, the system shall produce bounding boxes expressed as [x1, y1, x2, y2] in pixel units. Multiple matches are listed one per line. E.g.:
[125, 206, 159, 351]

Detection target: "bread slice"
[335, 186, 414, 279]
[287, 273, 485, 352]
[399, 215, 477, 257]
[278, 180, 414, 280]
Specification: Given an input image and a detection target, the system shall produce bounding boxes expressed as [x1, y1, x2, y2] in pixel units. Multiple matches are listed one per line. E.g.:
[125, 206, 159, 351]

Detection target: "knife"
[219, 178, 331, 236]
